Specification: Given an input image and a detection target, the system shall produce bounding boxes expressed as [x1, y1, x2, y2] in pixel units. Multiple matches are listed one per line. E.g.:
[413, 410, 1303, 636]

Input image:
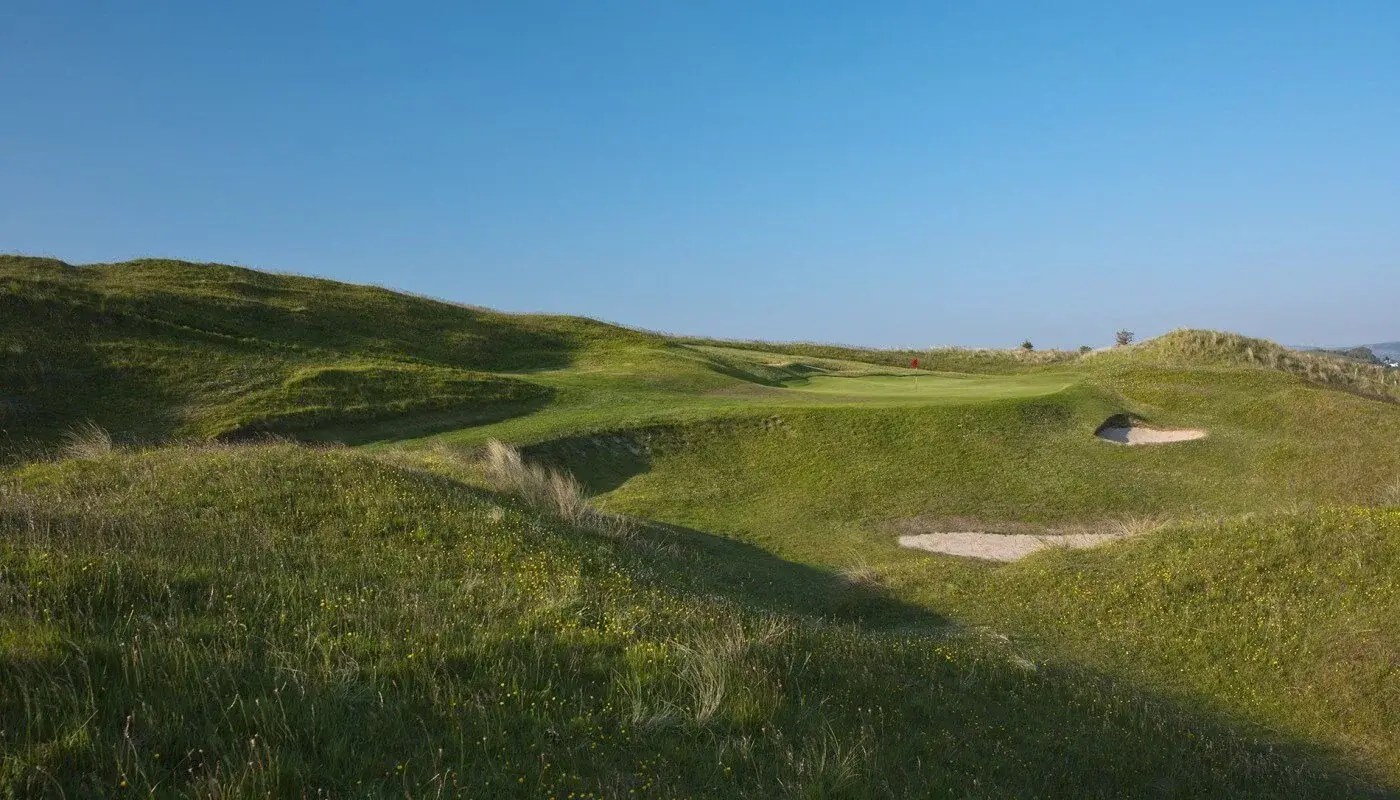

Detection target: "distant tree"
[1079, 345, 1092, 354]
[1115, 329, 1135, 347]
[1020, 339, 1034, 351]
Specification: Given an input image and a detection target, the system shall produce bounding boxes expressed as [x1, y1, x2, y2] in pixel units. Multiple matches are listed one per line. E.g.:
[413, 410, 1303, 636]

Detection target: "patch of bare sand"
[1095, 425, 1206, 445]
[892, 517, 1159, 562]
[898, 531, 1124, 562]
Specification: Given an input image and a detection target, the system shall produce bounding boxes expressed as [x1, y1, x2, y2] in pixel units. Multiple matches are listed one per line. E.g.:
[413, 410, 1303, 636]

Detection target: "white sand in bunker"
[1095, 425, 1207, 445]
[898, 531, 1125, 562]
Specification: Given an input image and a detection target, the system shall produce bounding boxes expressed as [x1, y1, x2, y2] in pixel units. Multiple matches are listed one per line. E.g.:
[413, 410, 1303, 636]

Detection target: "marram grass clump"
[480, 439, 636, 538]
[1117, 329, 1400, 402]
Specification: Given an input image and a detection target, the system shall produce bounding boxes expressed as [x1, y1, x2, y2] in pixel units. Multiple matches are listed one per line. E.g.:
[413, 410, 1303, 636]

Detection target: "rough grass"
[0, 444, 1378, 798]
[968, 507, 1400, 779]
[209, 363, 549, 439]
[479, 439, 634, 538]
[680, 336, 1083, 374]
[595, 377, 1400, 785]
[1382, 482, 1400, 507]
[58, 421, 114, 460]
[0, 255, 626, 456]
[6, 253, 1400, 795]
[1099, 329, 1400, 403]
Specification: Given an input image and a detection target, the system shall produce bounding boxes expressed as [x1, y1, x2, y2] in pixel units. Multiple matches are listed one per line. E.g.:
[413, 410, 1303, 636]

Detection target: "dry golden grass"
[58, 421, 114, 460]
[1120, 330, 1400, 403]
[480, 439, 635, 537]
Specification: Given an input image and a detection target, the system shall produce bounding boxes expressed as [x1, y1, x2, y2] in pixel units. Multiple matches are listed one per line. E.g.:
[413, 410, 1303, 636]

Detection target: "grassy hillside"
[0, 255, 646, 457]
[679, 336, 1083, 374]
[0, 443, 1380, 798]
[4, 255, 1400, 796]
[1102, 329, 1400, 403]
[583, 364, 1400, 786]
[971, 506, 1400, 776]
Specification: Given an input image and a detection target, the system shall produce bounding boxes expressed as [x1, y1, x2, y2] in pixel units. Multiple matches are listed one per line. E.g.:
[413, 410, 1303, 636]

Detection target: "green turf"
[0, 255, 640, 457]
[780, 372, 1077, 401]
[0, 445, 1381, 798]
[3, 254, 1399, 797]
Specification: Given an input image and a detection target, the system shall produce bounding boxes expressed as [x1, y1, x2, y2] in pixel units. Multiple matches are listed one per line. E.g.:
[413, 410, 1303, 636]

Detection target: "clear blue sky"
[3, 2, 1397, 348]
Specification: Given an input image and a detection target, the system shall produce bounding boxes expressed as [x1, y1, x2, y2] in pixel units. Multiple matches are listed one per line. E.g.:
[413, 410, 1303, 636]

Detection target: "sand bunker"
[1095, 425, 1206, 444]
[1094, 415, 1206, 445]
[898, 531, 1125, 562]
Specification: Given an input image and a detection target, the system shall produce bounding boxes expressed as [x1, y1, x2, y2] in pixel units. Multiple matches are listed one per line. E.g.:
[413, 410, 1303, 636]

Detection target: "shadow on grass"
[4, 447, 1395, 798]
[6, 492, 1393, 798]
[572, 512, 1399, 799]
[523, 429, 656, 494]
[289, 393, 558, 446]
[408, 468, 1395, 796]
[632, 519, 931, 628]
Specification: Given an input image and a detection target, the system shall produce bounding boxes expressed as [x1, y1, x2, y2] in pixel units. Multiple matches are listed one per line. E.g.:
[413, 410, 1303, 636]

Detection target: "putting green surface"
[781, 372, 1078, 402]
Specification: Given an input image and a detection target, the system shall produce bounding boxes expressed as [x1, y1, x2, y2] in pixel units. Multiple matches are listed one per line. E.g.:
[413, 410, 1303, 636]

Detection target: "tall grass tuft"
[480, 439, 634, 537]
[59, 421, 114, 460]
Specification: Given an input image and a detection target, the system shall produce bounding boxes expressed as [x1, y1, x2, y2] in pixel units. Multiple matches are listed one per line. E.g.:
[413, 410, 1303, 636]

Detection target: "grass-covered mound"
[968, 507, 1400, 780]
[583, 376, 1400, 786]
[0, 444, 1377, 798]
[206, 362, 548, 439]
[6, 254, 1400, 795]
[1096, 329, 1400, 403]
[1, 256, 648, 370]
[0, 256, 649, 456]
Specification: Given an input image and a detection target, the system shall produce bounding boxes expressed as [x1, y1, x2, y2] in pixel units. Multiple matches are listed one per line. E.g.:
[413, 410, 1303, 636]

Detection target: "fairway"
[782, 372, 1078, 402]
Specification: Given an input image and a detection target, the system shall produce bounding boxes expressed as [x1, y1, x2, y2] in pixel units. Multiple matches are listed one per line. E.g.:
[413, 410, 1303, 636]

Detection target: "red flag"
[911, 358, 919, 368]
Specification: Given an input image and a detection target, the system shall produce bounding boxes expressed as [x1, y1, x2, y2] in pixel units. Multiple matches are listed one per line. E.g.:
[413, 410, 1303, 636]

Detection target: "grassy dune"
[589, 367, 1400, 786]
[0, 444, 1378, 798]
[3, 255, 1399, 796]
[1098, 329, 1400, 403]
[0, 255, 636, 457]
[980, 507, 1400, 775]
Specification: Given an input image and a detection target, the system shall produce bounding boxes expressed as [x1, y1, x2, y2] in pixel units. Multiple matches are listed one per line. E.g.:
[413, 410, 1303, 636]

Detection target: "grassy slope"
[4, 256, 1400, 794]
[0, 256, 650, 455]
[1105, 329, 1400, 403]
[592, 366, 1400, 783]
[0, 256, 1074, 456]
[0, 444, 1376, 798]
[677, 336, 1083, 374]
[982, 507, 1400, 776]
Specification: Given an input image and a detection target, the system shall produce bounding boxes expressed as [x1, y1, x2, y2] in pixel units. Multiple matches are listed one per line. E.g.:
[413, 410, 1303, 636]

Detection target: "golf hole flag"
[911, 358, 919, 368]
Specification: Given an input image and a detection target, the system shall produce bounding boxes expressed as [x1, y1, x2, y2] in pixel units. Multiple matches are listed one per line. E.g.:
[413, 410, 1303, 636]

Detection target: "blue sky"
[3, 2, 1397, 348]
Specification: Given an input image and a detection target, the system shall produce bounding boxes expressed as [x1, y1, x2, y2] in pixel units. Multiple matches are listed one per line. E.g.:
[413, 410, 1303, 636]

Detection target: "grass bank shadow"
[292, 393, 558, 446]
[4, 452, 1394, 798]
[630, 519, 935, 628]
[606, 514, 1398, 798]
[523, 430, 656, 494]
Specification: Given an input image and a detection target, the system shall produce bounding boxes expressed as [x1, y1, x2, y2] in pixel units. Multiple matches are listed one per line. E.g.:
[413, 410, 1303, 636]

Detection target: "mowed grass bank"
[0, 444, 1379, 798]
